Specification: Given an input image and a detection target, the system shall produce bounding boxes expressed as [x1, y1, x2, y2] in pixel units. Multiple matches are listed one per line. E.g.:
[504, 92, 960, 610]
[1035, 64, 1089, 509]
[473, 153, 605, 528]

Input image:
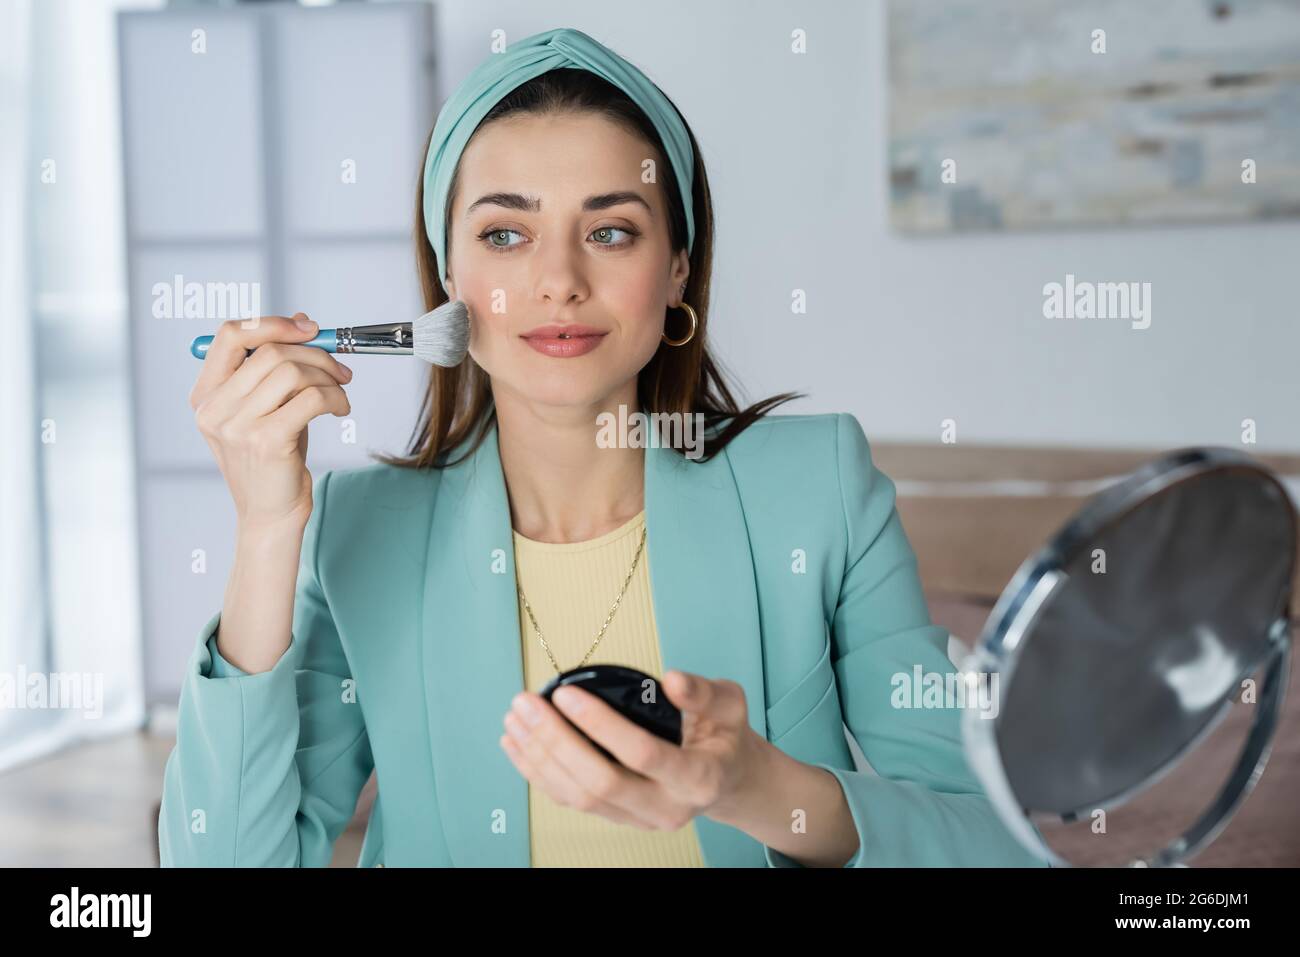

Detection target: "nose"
[530, 233, 588, 308]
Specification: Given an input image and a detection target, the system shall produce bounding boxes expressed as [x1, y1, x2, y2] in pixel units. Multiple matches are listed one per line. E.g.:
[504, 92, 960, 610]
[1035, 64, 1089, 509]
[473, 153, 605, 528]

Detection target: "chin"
[504, 373, 612, 411]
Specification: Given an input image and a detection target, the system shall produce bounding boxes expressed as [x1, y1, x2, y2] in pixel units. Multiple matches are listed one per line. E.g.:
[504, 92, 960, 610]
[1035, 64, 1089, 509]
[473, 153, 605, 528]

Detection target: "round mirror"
[963, 447, 1296, 867]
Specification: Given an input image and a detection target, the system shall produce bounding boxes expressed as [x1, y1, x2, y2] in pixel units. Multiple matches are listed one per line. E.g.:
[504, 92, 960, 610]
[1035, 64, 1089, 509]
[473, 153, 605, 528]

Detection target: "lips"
[520, 323, 608, 358]
[520, 323, 607, 339]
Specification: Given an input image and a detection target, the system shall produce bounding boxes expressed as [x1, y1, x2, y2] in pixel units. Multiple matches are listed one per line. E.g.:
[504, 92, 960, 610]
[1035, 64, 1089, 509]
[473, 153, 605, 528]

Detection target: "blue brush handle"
[191, 329, 337, 359]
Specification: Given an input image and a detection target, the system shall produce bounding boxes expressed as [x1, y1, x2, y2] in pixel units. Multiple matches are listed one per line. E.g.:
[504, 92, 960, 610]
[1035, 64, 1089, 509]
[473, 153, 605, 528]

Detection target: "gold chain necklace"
[516, 521, 648, 674]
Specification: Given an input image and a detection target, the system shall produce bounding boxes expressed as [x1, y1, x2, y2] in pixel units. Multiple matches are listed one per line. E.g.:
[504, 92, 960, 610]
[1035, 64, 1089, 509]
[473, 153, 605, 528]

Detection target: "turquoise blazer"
[158, 412, 1048, 867]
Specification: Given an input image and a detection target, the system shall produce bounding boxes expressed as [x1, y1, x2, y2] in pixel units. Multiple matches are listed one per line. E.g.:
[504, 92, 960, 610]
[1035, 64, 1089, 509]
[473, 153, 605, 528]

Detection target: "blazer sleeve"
[158, 470, 375, 867]
[763, 413, 1050, 867]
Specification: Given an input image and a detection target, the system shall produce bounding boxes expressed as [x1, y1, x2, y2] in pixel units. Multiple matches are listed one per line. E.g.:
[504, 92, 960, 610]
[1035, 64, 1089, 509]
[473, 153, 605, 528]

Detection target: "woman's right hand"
[189, 313, 353, 532]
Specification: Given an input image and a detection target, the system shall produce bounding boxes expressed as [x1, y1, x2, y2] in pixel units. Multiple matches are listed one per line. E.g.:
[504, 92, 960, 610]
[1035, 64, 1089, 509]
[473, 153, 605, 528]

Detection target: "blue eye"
[590, 226, 634, 246]
[476, 224, 639, 253]
[479, 228, 524, 251]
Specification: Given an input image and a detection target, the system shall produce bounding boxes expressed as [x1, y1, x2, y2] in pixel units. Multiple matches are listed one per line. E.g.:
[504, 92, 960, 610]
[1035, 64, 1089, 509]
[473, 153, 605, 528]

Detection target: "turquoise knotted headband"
[421, 27, 696, 294]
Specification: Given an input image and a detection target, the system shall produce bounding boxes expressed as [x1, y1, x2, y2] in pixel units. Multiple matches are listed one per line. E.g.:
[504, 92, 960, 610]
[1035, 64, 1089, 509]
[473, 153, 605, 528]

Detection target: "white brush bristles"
[412, 300, 470, 367]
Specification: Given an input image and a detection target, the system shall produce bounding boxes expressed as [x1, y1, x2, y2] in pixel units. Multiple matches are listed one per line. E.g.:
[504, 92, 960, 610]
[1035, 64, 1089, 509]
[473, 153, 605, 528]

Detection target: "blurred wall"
[429, 0, 1300, 451]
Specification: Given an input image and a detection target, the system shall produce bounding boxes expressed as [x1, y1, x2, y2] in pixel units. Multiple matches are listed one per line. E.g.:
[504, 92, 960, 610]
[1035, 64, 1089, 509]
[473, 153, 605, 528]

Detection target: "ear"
[669, 250, 690, 306]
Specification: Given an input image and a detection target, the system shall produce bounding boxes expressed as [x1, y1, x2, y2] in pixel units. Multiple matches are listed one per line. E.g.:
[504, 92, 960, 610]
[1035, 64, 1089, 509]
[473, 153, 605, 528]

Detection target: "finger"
[190, 314, 320, 408]
[233, 361, 350, 421]
[499, 732, 647, 829]
[502, 714, 652, 828]
[513, 693, 683, 829]
[197, 344, 351, 436]
[257, 383, 351, 445]
[550, 684, 692, 788]
[664, 671, 747, 727]
[222, 340, 351, 404]
[502, 708, 608, 808]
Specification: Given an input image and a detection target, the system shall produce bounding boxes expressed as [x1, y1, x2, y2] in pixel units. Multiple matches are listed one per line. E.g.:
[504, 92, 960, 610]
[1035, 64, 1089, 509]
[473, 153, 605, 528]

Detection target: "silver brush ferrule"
[335, 322, 414, 355]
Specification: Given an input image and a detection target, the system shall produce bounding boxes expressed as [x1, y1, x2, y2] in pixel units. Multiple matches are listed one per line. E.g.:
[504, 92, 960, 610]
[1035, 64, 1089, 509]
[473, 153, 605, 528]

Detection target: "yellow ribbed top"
[513, 509, 706, 868]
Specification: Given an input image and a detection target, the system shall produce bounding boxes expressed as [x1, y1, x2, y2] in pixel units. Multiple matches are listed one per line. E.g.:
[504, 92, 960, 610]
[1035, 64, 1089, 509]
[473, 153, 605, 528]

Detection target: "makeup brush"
[189, 299, 470, 367]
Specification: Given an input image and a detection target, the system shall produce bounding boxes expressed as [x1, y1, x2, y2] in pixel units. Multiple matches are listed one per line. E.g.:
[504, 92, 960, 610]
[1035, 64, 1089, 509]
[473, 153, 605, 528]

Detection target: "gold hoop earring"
[662, 301, 697, 347]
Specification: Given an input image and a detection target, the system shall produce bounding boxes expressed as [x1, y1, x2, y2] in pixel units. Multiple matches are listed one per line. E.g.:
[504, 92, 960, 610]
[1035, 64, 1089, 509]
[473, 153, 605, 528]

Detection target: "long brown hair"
[374, 68, 804, 470]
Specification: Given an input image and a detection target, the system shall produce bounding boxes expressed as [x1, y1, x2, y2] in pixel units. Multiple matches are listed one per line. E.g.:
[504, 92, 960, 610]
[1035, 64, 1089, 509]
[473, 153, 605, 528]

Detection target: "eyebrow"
[465, 191, 652, 215]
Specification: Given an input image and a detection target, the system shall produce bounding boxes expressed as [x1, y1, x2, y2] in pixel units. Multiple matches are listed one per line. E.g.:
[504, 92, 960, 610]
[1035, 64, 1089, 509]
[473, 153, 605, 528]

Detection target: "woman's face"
[444, 110, 690, 412]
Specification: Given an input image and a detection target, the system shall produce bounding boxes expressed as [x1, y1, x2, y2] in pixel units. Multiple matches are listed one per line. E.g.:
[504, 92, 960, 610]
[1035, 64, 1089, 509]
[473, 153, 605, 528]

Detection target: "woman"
[159, 27, 1045, 868]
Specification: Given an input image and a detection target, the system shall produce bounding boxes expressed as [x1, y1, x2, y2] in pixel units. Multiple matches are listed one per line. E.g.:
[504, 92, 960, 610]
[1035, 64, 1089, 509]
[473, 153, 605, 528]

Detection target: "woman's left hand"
[499, 670, 770, 831]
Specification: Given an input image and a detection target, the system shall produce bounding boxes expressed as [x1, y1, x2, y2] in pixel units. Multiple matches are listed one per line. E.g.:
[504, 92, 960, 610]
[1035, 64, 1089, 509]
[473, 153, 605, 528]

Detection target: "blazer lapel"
[642, 424, 769, 866]
[422, 417, 768, 867]
[421, 419, 528, 866]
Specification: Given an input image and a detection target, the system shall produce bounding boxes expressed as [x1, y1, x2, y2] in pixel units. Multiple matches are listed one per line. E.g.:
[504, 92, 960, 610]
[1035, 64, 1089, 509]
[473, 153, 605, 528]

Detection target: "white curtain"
[1, 0, 149, 772]
[0, 0, 54, 769]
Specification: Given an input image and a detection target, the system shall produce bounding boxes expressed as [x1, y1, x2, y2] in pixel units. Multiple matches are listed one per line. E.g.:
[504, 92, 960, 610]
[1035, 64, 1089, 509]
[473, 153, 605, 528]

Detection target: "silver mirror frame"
[961, 446, 1296, 867]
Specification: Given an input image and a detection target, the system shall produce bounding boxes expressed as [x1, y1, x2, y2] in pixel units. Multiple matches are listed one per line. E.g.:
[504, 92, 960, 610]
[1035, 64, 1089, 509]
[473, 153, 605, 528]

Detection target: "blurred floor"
[0, 731, 169, 867]
[0, 728, 367, 867]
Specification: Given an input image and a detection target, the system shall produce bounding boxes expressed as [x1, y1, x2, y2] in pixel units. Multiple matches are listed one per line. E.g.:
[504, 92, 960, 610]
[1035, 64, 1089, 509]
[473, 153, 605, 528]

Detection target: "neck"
[494, 382, 645, 545]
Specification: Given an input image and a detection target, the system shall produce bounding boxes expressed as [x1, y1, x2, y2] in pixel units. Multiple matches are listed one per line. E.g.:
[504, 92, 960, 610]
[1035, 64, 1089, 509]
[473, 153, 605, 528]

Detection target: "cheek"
[465, 295, 506, 361]
[602, 273, 665, 344]
[454, 274, 515, 353]
[447, 234, 503, 307]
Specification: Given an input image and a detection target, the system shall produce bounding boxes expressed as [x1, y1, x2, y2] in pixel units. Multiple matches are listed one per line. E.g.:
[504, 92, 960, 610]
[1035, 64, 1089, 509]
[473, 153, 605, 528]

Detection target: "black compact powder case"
[539, 664, 683, 763]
